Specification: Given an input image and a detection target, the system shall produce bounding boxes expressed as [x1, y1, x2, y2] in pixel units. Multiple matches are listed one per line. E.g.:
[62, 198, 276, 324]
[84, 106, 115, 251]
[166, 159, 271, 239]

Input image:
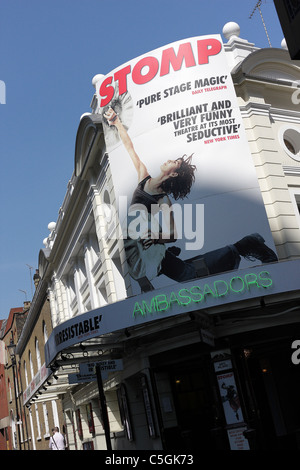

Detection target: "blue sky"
[0, 0, 285, 318]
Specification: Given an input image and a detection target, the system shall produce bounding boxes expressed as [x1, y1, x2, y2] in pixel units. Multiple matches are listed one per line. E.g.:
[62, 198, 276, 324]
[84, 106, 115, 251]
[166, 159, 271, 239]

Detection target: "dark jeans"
[159, 245, 241, 282]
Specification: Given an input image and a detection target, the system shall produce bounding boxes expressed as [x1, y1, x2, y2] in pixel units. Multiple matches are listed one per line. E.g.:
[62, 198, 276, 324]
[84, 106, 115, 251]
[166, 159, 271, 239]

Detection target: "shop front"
[229, 327, 300, 450]
[148, 321, 300, 451]
[150, 344, 227, 451]
[42, 259, 300, 451]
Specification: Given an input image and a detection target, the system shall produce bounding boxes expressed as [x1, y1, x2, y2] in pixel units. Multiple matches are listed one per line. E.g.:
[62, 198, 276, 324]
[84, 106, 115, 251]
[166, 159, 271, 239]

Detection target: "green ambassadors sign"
[45, 260, 300, 368]
[132, 270, 272, 318]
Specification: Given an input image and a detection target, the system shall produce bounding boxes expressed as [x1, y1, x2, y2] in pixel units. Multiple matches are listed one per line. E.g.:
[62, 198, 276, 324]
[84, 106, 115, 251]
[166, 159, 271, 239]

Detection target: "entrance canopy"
[45, 260, 300, 368]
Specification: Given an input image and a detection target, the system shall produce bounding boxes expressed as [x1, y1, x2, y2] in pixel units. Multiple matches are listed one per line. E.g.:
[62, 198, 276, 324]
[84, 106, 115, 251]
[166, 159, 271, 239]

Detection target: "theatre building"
[0, 306, 29, 450]
[15, 273, 65, 451]
[20, 23, 300, 451]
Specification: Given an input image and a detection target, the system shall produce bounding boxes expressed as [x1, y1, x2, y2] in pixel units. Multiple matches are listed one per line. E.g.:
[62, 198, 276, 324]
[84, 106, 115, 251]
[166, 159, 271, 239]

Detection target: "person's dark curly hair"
[159, 154, 196, 200]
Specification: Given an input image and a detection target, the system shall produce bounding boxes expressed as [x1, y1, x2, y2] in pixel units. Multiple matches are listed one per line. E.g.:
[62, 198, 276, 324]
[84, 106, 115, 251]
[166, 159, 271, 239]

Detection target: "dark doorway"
[241, 342, 300, 450]
[150, 343, 229, 451]
[170, 365, 212, 450]
[156, 355, 227, 451]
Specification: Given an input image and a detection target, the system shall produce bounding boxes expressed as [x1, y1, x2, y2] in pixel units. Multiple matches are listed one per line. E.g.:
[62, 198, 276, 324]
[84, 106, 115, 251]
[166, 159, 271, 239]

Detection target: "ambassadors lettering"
[133, 271, 272, 318]
[99, 38, 222, 107]
[55, 315, 102, 347]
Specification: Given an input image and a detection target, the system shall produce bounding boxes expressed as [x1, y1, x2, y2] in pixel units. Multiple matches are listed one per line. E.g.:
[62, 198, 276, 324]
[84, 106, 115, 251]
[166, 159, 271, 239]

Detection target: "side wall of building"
[19, 298, 65, 450]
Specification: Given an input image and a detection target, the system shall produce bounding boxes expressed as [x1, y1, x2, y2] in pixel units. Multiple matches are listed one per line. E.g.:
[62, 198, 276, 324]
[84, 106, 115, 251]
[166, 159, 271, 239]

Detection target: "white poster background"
[227, 427, 250, 451]
[96, 35, 277, 294]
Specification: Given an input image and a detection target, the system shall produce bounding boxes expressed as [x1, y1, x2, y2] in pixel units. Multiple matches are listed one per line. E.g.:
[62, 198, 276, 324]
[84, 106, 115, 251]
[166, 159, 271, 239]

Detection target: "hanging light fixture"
[7, 340, 17, 364]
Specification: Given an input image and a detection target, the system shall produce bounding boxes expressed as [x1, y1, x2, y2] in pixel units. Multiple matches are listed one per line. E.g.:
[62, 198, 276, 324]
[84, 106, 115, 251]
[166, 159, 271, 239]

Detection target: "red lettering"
[114, 65, 131, 95]
[132, 56, 159, 84]
[99, 76, 115, 107]
[160, 43, 196, 76]
[99, 38, 223, 108]
[197, 38, 222, 65]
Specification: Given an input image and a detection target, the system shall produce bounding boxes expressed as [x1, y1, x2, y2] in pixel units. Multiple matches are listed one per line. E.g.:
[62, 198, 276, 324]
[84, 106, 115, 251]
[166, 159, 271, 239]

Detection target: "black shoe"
[234, 233, 278, 263]
[167, 246, 181, 256]
[137, 277, 155, 293]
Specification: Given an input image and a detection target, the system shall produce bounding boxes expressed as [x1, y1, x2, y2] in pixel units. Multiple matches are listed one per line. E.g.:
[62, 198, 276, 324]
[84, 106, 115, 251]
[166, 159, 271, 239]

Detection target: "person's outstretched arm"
[104, 107, 149, 182]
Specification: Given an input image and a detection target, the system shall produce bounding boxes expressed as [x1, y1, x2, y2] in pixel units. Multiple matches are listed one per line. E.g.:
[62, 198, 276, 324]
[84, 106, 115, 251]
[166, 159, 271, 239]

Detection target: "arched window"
[10, 410, 17, 449]
[43, 321, 48, 344]
[29, 351, 34, 380]
[35, 338, 41, 370]
[43, 403, 50, 435]
[24, 361, 29, 387]
[8, 378, 12, 402]
[35, 404, 41, 439]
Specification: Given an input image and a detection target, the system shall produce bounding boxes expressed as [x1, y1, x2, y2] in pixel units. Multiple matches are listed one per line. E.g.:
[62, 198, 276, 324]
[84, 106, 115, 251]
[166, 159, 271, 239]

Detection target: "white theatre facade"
[18, 23, 300, 451]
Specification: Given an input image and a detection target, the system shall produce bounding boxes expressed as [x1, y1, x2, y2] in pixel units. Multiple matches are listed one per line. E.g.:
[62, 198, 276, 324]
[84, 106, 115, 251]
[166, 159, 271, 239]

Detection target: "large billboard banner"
[95, 35, 277, 295]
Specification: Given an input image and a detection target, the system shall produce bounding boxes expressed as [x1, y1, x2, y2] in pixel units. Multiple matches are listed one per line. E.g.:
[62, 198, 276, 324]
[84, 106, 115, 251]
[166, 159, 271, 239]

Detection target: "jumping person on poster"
[104, 107, 277, 292]
[221, 382, 241, 421]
